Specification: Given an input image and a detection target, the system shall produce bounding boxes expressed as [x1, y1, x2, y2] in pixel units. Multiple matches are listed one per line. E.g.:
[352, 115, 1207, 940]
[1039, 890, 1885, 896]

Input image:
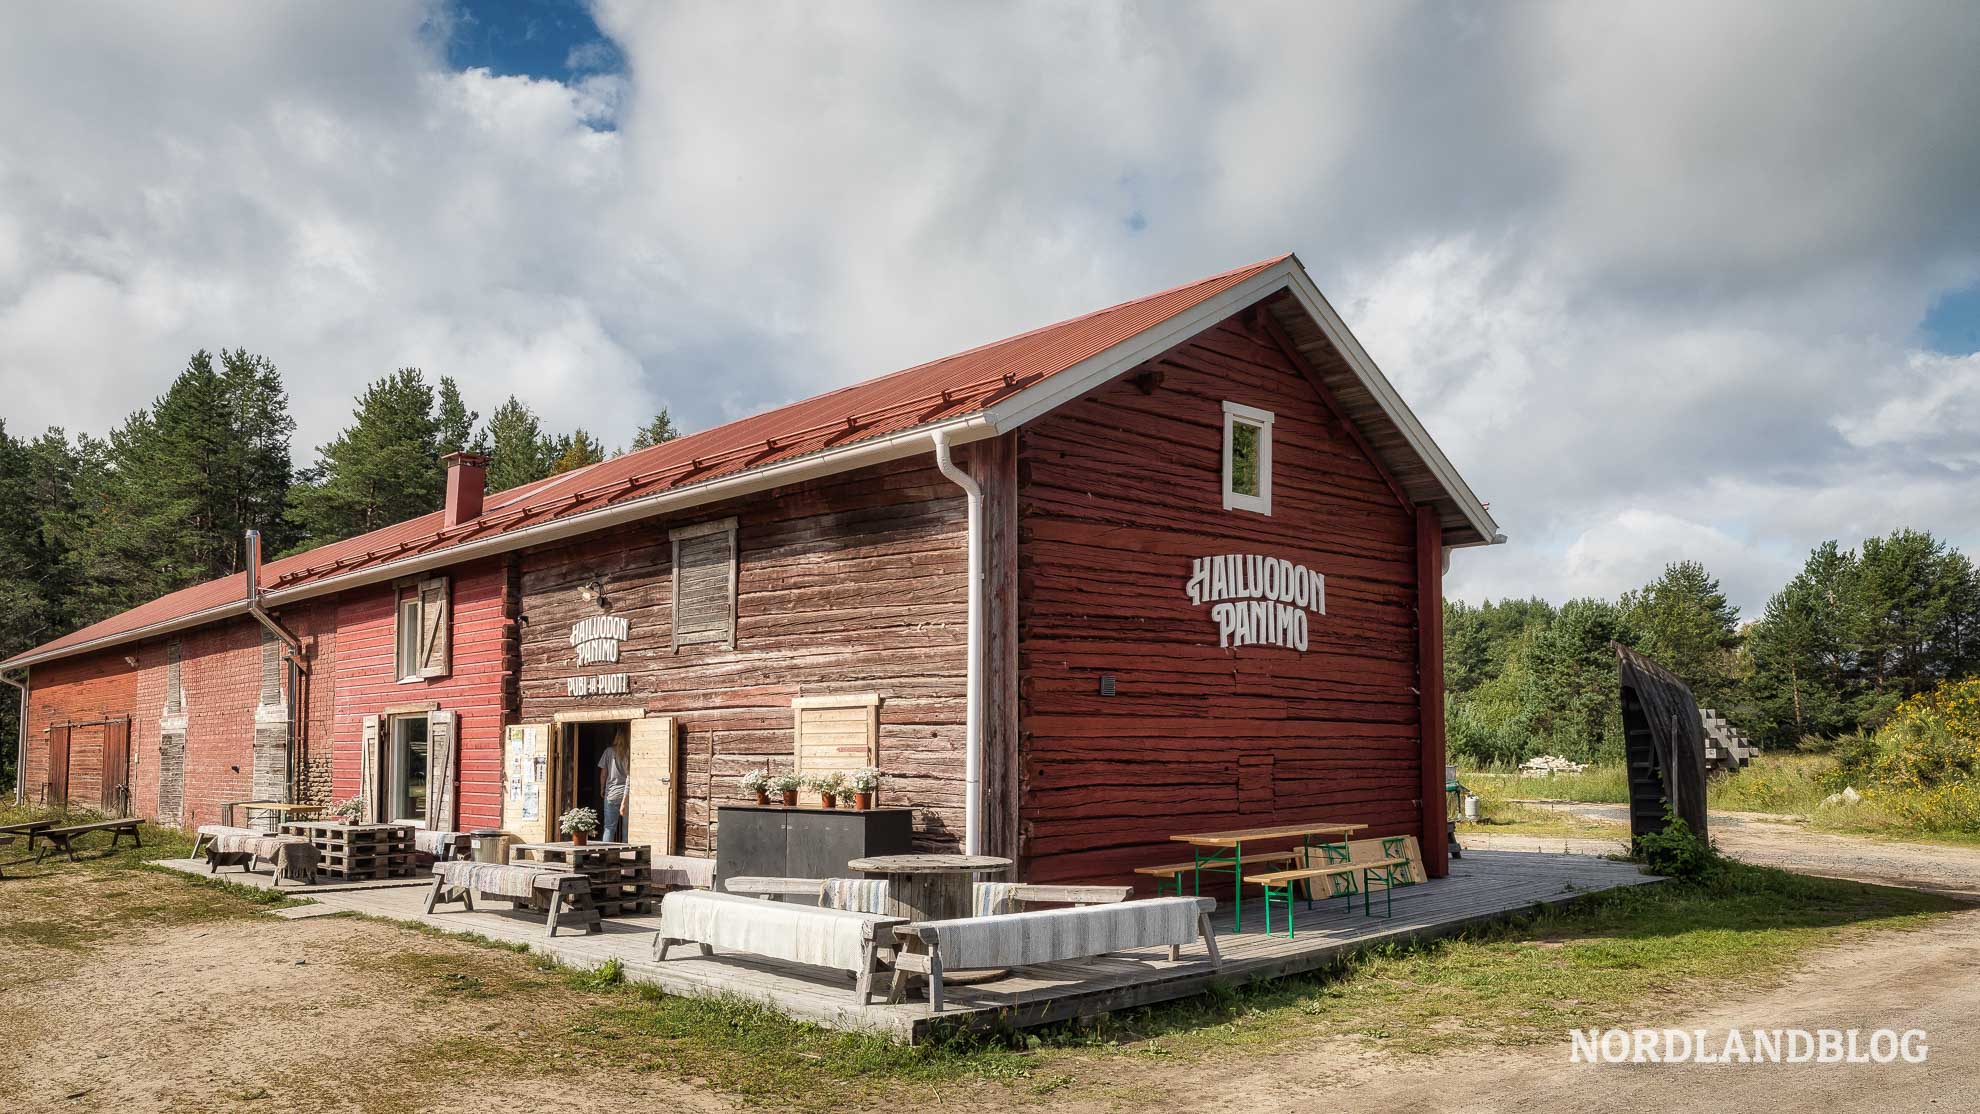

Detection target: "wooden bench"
[35, 818, 142, 863]
[0, 819, 55, 851]
[890, 895, 1219, 1014]
[654, 889, 905, 1004]
[1134, 851, 1298, 896]
[1245, 857, 1412, 936]
[0, 833, 12, 877]
[724, 876, 1134, 911]
[193, 824, 261, 857]
[203, 830, 319, 885]
[424, 861, 601, 938]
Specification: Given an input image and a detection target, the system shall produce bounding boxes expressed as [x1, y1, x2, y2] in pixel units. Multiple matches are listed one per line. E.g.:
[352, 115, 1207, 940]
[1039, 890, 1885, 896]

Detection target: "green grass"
[323, 859, 1959, 1109]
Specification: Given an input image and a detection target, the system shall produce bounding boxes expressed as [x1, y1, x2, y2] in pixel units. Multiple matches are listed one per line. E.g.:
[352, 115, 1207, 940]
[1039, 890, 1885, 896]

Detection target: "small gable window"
[1222, 401, 1274, 515]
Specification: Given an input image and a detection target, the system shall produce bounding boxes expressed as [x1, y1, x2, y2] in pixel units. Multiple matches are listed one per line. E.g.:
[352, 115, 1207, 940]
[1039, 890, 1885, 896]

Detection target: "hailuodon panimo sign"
[566, 615, 630, 696]
[1185, 554, 1326, 651]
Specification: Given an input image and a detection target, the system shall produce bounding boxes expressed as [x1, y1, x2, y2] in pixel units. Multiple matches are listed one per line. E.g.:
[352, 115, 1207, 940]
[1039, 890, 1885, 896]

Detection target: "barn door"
[46, 725, 71, 807]
[101, 717, 132, 815]
[626, 716, 678, 855]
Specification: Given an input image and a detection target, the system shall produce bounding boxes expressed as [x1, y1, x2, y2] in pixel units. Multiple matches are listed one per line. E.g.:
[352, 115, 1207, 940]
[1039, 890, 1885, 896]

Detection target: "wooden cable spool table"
[848, 853, 1014, 986]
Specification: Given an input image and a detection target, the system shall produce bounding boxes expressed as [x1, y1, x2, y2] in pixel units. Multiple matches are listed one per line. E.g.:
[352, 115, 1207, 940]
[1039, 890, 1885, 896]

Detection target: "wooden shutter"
[360, 715, 382, 823]
[671, 519, 737, 651]
[46, 725, 71, 807]
[626, 716, 678, 855]
[792, 694, 879, 776]
[417, 577, 451, 678]
[101, 717, 132, 815]
[426, 709, 458, 830]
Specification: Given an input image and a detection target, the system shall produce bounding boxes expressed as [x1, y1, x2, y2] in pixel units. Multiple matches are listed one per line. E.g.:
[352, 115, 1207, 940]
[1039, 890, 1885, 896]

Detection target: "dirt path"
[0, 906, 737, 1114]
[1204, 906, 1980, 1114]
[1464, 803, 1980, 901]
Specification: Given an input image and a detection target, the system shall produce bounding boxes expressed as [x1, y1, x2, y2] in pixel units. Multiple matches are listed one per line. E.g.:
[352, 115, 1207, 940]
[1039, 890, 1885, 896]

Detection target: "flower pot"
[571, 830, 590, 847]
[854, 791, 873, 810]
[819, 792, 836, 810]
[780, 790, 798, 807]
[754, 790, 769, 806]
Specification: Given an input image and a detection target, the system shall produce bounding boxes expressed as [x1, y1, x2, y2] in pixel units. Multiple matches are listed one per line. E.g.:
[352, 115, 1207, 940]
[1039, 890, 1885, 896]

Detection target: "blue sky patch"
[440, 0, 623, 83]
[1920, 281, 1980, 356]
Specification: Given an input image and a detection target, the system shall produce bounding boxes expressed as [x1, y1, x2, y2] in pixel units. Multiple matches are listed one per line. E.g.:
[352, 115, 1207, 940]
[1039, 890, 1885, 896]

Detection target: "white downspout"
[930, 429, 983, 856]
[2, 668, 25, 804]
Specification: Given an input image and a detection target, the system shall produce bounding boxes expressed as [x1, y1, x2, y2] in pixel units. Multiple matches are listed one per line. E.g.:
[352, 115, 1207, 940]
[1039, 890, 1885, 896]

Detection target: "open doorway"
[556, 720, 629, 837]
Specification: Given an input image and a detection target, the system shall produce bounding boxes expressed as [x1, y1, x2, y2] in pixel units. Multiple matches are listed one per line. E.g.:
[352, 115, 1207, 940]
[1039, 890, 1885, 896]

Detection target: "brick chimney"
[442, 452, 490, 528]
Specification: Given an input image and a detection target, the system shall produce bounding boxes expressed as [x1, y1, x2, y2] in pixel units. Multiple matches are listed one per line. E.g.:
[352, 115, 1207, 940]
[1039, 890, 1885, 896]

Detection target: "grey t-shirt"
[598, 746, 629, 802]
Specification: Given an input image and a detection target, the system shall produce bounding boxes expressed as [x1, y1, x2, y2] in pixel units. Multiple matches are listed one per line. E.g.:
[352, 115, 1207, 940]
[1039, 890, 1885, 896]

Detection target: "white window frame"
[1222, 401, 1274, 515]
[386, 711, 431, 825]
[395, 594, 423, 682]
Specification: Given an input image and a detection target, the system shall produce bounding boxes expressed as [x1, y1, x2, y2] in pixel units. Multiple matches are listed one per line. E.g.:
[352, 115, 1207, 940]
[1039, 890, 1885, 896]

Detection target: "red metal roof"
[5, 255, 1287, 669]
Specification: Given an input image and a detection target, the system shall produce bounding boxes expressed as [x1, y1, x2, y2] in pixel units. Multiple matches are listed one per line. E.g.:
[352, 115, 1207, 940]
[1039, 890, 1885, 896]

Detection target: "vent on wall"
[1098, 674, 1117, 697]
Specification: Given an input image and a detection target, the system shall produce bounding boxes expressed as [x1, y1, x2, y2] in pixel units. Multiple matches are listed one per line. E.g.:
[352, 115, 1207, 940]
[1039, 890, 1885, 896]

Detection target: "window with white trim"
[393, 576, 452, 682]
[1222, 401, 1274, 515]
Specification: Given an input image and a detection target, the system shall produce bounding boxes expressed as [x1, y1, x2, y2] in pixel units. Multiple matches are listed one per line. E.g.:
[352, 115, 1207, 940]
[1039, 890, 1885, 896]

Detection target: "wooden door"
[501, 723, 553, 844]
[100, 717, 132, 815]
[626, 716, 679, 855]
[46, 725, 71, 807]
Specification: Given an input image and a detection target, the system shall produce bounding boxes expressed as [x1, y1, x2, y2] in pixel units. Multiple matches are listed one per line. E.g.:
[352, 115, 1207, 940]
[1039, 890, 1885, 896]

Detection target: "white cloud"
[2, 0, 1979, 614]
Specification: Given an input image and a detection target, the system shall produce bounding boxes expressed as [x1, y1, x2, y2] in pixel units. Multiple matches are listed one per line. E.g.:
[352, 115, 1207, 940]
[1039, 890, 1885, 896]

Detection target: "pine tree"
[1620, 561, 1742, 706]
[436, 376, 480, 457]
[546, 429, 606, 475]
[482, 396, 553, 493]
[629, 410, 679, 450]
[289, 368, 441, 545]
[218, 349, 297, 562]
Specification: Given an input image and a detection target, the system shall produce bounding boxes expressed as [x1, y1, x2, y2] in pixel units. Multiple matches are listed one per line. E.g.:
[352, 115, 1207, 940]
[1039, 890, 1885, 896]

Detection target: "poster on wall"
[1185, 553, 1326, 651]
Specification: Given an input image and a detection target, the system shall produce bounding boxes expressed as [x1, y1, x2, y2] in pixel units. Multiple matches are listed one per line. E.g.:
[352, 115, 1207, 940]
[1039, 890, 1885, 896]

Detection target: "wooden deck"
[156, 849, 1657, 1042]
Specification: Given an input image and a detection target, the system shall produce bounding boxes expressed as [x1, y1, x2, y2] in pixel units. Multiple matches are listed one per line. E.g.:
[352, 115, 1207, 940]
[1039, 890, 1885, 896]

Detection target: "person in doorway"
[598, 728, 630, 843]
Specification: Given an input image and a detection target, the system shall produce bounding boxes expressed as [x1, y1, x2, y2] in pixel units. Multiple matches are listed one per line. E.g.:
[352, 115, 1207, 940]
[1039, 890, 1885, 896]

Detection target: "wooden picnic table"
[221, 800, 325, 827]
[0, 819, 55, 850]
[1168, 821, 1367, 933]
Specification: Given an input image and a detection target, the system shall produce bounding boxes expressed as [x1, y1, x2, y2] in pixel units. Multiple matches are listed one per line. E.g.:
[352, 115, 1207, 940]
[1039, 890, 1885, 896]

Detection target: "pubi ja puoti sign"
[1185, 554, 1326, 651]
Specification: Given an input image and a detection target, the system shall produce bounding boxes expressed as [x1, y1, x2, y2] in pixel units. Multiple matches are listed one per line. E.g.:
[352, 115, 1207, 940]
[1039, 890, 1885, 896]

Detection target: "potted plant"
[768, 772, 803, 807]
[807, 772, 847, 810]
[846, 767, 880, 810]
[560, 806, 601, 846]
[330, 796, 362, 823]
[739, 769, 771, 806]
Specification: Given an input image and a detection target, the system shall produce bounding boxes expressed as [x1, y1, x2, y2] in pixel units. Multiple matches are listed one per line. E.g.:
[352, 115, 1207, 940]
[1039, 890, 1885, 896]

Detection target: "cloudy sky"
[2, 1, 1977, 616]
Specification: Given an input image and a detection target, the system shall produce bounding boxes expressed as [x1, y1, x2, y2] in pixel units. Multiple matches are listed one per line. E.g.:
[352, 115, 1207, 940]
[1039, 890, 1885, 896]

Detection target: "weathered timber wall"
[1016, 313, 1426, 886]
[516, 458, 968, 856]
[330, 559, 514, 830]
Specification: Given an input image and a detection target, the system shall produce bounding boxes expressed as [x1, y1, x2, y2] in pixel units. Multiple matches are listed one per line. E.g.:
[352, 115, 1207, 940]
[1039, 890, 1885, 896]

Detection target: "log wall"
[515, 458, 968, 856]
[1016, 313, 1428, 886]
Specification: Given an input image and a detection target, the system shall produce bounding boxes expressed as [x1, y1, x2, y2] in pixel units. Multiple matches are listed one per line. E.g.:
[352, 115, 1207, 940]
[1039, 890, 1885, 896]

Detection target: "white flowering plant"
[805, 771, 848, 796]
[845, 768, 881, 792]
[559, 806, 601, 835]
[330, 796, 362, 823]
[739, 769, 771, 795]
[767, 772, 803, 795]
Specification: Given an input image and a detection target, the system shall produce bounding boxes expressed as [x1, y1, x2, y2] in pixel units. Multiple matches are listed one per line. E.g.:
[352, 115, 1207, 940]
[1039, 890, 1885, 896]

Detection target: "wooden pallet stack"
[509, 841, 654, 918]
[282, 821, 417, 881]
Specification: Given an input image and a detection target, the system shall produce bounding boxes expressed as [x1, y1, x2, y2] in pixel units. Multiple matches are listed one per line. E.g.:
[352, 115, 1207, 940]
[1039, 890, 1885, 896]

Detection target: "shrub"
[1635, 811, 1724, 883]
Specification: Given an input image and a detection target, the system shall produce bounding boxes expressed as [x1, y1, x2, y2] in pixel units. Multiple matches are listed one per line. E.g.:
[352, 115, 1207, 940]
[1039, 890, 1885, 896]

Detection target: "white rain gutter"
[930, 427, 984, 856]
[2, 668, 25, 804]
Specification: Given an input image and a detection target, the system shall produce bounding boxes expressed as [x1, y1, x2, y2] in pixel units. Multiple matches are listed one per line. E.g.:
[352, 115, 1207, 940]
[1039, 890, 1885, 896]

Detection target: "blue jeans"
[602, 795, 626, 842]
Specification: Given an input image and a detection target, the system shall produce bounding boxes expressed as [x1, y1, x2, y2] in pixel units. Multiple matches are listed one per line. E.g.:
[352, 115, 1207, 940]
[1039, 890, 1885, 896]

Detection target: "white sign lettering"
[1186, 554, 1325, 651]
[565, 615, 631, 696]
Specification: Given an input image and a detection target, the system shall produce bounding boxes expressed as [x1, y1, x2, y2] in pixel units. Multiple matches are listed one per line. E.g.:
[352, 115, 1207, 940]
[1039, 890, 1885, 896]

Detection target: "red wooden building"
[4, 253, 1499, 884]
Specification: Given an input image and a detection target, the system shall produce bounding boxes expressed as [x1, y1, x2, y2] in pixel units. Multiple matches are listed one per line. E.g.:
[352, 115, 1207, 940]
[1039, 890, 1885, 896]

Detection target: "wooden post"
[1415, 506, 1450, 877]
